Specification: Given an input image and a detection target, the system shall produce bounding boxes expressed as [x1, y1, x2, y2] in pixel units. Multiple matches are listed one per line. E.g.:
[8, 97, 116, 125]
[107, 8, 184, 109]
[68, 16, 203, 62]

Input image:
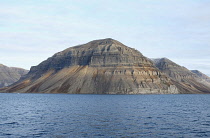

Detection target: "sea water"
[0, 93, 210, 137]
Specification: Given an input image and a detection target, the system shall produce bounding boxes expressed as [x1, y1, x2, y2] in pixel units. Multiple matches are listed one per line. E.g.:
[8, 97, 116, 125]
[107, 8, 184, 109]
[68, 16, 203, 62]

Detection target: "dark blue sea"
[1, 93, 210, 138]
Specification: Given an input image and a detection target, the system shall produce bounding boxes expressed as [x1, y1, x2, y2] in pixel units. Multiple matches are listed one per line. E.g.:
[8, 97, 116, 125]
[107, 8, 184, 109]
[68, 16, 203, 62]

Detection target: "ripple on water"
[4, 122, 19, 125]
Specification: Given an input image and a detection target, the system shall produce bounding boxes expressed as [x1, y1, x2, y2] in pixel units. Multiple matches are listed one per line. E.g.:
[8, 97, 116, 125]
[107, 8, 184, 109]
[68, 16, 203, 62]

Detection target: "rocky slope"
[191, 70, 210, 83]
[2, 38, 178, 94]
[153, 58, 210, 94]
[0, 64, 28, 88]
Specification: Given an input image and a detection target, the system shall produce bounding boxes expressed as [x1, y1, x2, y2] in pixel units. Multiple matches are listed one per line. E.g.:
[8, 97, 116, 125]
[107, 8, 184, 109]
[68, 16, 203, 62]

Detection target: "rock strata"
[2, 38, 178, 94]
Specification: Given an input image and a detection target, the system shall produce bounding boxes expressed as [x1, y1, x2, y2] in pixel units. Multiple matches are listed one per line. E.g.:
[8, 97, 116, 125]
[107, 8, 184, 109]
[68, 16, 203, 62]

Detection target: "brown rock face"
[153, 58, 210, 94]
[0, 64, 29, 88]
[3, 38, 178, 94]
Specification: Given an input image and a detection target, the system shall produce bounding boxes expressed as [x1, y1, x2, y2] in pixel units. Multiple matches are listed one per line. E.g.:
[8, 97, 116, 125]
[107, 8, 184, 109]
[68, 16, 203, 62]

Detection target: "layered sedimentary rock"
[2, 38, 178, 94]
[153, 58, 210, 94]
[0, 64, 28, 88]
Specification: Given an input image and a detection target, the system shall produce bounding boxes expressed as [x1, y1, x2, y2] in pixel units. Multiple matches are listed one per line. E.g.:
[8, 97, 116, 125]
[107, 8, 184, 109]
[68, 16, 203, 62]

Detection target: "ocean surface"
[0, 93, 210, 138]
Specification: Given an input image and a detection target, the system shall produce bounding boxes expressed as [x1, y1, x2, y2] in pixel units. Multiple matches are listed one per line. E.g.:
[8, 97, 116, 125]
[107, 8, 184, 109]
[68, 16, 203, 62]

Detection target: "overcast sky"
[1, 0, 210, 75]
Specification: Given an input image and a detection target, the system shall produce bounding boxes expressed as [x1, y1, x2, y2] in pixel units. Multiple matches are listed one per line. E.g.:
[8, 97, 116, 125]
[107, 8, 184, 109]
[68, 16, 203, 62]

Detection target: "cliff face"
[0, 64, 28, 88]
[153, 58, 210, 94]
[3, 38, 178, 94]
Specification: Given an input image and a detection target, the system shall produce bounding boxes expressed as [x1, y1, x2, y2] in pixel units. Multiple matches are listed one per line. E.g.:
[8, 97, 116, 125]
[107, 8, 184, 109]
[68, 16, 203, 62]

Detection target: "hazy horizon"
[1, 0, 210, 75]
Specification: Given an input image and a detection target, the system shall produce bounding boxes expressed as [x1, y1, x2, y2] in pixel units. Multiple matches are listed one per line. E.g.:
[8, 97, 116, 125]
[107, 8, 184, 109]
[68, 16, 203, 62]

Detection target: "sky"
[1, 0, 210, 75]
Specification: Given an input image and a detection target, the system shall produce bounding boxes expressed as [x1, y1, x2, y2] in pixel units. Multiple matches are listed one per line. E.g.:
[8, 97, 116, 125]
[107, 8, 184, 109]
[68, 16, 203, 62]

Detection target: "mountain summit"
[3, 38, 178, 94]
[30, 38, 151, 72]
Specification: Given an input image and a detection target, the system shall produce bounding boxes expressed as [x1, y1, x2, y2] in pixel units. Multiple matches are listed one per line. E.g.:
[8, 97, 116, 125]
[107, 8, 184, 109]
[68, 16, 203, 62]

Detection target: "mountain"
[153, 58, 210, 94]
[0, 64, 29, 88]
[2, 38, 178, 94]
[191, 70, 210, 83]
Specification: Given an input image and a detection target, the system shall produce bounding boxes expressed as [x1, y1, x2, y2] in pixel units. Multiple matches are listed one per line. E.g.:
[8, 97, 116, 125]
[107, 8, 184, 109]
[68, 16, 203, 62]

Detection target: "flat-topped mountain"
[2, 38, 178, 94]
[153, 58, 210, 93]
[0, 64, 28, 88]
